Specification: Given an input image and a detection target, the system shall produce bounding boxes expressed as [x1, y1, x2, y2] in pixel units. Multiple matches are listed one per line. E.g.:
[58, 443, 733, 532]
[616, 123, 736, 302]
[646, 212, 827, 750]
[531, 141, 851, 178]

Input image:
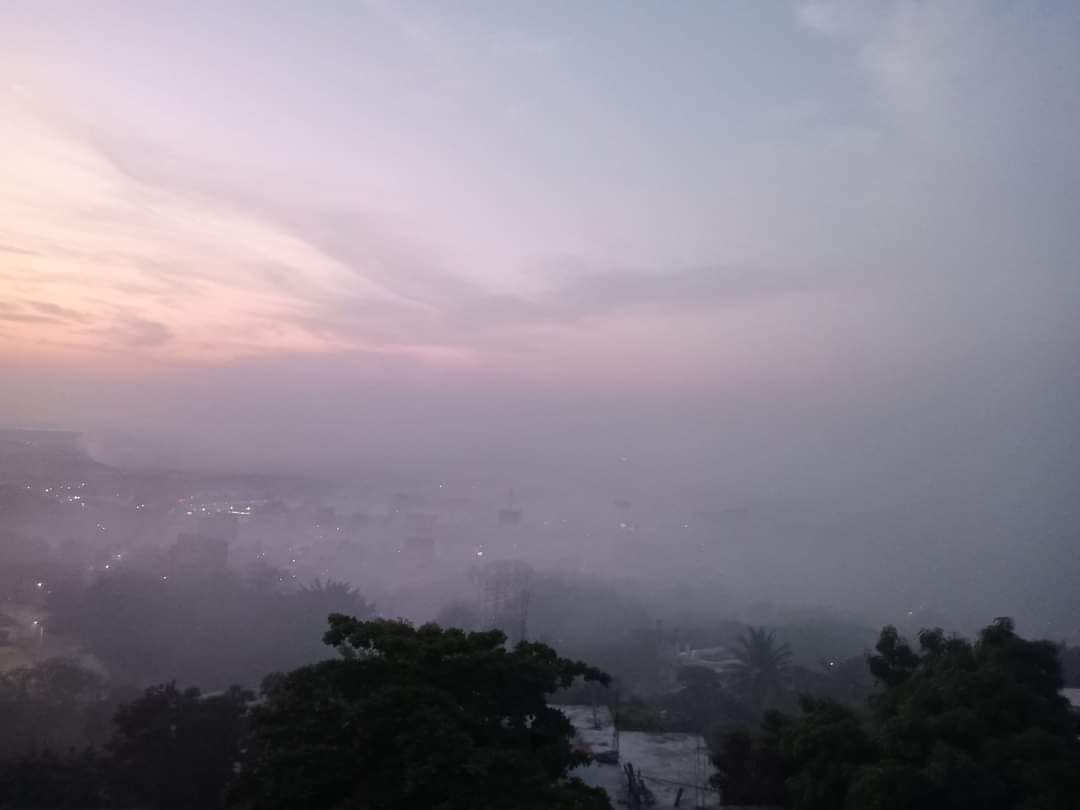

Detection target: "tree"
[47, 569, 376, 688]
[0, 681, 252, 809]
[664, 666, 755, 733]
[0, 749, 110, 809]
[435, 600, 481, 631]
[108, 683, 253, 810]
[710, 710, 789, 806]
[283, 578, 376, 664]
[854, 618, 1080, 809]
[709, 618, 1080, 810]
[232, 616, 613, 810]
[732, 626, 792, 713]
[782, 697, 873, 810]
[0, 658, 110, 757]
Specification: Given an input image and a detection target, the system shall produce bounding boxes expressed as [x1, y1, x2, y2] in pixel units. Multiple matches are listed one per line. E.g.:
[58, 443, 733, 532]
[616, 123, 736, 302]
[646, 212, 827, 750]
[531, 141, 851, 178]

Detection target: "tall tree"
[108, 683, 253, 810]
[0, 658, 109, 757]
[711, 618, 1080, 810]
[853, 618, 1080, 809]
[732, 626, 792, 713]
[665, 666, 755, 733]
[231, 616, 612, 810]
[710, 709, 790, 806]
[282, 578, 376, 664]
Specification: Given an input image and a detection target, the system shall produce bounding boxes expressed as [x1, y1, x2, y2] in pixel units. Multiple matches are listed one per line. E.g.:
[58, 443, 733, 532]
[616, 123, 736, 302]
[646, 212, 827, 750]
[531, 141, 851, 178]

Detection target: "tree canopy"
[232, 616, 613, 810]
[0, 658, 120, 758]
[0, 682, 252, 810]
[108, 683, 253, 810]
[711, 618, 1080, 809]
[47, 570, 376, 688]
[732, 626, 793, 713]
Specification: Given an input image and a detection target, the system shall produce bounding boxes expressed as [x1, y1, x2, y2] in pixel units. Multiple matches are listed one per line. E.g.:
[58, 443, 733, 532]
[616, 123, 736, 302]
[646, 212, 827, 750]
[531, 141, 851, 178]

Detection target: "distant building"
[403, 535, 436, 564]
[197, 512, 238, 543]
[390, 493, 424, 515]
[0, 612, 17, 645]
[0, 607, 45, 645]
[675, 645, 742, 676]
[167, 534, 228, 576]
[498, 508, 522, 526]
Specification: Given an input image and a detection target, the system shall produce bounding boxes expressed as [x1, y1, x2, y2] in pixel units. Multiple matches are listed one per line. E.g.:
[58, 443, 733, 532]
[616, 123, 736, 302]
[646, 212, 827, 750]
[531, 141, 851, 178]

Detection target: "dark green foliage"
[0, 658, 115, 757]
[108, 683, 253, 810]
[0, 682, 251, 809]
[866, 624, 920, 688]
[577, 626, 678, 697]
[604, 671, 750, 735]
[286, 578, 376, 663]
[612, 695, 670, 733]
[859, 618, 1080, 809]
[434, 600, 481, 631]
[0, 750, 110, 809]
[48, 570, 375, 688]
[770, 621, 879, 670]
[710, 710, 790, 806]
[232, 616, 612, 810]
[808, 654, 877, 706]
[732, 626, 793, 713]
[782, 698, 874, 810]
[710, 618, 1080, 809]
[664, 666, 756, 732]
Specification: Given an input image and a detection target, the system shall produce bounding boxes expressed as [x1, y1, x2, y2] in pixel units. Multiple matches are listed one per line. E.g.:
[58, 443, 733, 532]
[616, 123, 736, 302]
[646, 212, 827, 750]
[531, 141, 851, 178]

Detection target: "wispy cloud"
[0, 302, 57, 324]
[110, 317, 174, 348]
[1, 92, 829, 369]
[28, 301, 90, 322]
[4, 0, 1077, 394]
[1, 98, 415, 359]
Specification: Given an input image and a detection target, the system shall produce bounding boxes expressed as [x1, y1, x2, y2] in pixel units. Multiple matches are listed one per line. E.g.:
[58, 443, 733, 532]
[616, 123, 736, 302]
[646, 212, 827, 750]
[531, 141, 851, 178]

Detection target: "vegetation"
[710, 618, 1080, 809]
[0, 617, 612, 809]
[0, 683, 252, 809]
[47, 571, 375, 688]
[233, 616, 612, 810]
[731, 626, 793, 713]
[0, 658, 134, 758]
[2, 564, 1077, 810]
[108, 684, 253, 810]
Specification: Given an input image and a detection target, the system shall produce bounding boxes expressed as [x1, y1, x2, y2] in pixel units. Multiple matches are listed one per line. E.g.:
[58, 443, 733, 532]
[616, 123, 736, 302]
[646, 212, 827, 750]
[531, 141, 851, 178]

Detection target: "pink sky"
[2, 1, 1078, 459]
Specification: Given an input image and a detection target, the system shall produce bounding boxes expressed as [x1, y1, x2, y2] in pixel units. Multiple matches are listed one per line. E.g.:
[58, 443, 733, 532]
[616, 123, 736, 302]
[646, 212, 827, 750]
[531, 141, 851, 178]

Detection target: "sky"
[2, 1, 1080, 631]
[2, 1, 1079, 470]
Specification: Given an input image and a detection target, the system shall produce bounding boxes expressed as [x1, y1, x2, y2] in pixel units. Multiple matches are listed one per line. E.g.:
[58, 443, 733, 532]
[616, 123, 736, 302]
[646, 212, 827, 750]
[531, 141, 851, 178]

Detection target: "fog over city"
[4, 5, 1080, 808]
[3, 0, 1079, 684]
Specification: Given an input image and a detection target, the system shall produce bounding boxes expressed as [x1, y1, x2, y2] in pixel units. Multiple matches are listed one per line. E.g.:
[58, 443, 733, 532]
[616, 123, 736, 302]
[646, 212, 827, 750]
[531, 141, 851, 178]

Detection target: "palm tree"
[279, 578, 375, 666]
[732, 626, 792, 712]
[296, 578, 374, 619]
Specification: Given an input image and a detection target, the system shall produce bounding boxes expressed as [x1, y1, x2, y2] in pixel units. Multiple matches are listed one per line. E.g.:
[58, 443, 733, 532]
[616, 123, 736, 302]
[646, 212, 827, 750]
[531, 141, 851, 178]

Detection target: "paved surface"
[559, 704, 720, 808]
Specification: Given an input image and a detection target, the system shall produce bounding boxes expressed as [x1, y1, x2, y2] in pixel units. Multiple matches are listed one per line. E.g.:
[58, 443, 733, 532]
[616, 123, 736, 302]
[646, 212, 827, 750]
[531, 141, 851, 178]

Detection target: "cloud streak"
[1, 1, 1077, 400]
[1, 93, 836, 373]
